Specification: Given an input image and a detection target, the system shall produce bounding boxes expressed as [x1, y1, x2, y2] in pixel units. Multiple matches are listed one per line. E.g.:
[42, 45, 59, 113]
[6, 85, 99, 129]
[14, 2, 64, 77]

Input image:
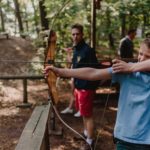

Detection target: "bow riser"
[45, 30, 58, 104]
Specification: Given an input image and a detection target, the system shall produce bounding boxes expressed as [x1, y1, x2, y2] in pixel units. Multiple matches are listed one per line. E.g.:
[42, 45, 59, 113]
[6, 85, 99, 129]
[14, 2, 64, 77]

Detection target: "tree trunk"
[106, 8, 114, 48]
[91, 0, 96, 49]
[13, 0, 24, 33]
[121, 14, 126, 38]
[108, 33, 114, 49]
[23, 6, 29, 32]
[0, 8, 5, 31]
[142, 14, 147, 37]
[31, 0, 39, 35]
[39, 0, 49, 30]
[129, 11, 134, 30]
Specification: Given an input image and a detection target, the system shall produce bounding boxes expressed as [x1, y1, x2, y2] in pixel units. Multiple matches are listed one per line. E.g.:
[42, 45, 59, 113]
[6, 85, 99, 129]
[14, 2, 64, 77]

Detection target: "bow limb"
[44, 0, 72, 104]
[45, 30, 58, 104]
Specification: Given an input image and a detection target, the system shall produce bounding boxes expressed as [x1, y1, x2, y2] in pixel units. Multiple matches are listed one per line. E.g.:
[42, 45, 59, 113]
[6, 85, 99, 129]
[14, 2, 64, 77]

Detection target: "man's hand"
[112, 59, 133, 73]
[64, 47, 72, 63]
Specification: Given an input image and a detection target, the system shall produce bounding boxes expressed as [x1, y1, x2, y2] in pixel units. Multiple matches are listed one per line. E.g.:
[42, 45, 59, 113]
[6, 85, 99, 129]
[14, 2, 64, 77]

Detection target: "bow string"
[44, 29, 89, 143]
[43, 1, 92, 149]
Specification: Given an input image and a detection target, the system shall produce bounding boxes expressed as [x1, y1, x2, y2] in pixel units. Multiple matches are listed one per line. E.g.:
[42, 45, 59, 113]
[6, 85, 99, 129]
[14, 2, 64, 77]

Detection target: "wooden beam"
[15, 103, 51, 150]
[91, 0, 96, 49]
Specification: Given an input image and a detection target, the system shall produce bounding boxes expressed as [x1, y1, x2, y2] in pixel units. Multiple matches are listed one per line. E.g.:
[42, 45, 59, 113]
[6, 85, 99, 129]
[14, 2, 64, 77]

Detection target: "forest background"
[0, 1, 150, 149]
[0, 0, 150, 74]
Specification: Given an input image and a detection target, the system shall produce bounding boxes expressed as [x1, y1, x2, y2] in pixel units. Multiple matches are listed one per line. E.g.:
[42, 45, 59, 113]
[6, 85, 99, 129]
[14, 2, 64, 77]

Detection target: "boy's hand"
[43, 65, 60, 78]
[43, 66, 53, 78]
[112, 59, 132, 73]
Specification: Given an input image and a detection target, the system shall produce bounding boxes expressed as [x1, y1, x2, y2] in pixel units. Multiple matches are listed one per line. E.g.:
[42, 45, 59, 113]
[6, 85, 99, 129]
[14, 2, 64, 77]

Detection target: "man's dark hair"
[127, 29, 136, 35]
[141, 38, 150, 49]
[71, 23, 83, 33]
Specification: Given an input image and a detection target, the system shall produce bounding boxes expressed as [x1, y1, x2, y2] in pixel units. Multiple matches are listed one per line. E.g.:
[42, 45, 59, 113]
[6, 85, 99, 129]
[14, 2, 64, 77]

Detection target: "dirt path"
[50, 92, 117, 150]
[0, 81, 48, 150]
[0, 37, 118, 150]
[0, 80, 117, 150]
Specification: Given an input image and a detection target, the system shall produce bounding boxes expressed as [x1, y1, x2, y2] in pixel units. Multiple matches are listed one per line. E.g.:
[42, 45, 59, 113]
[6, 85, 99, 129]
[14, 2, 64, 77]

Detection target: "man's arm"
[112, 59, 150, 73]
[44, 66, 112, 81]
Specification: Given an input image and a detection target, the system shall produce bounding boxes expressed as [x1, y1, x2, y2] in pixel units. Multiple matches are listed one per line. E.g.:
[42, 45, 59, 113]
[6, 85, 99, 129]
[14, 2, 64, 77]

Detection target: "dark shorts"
[74, 89, 95, 117]
[114, 138, 150, 150]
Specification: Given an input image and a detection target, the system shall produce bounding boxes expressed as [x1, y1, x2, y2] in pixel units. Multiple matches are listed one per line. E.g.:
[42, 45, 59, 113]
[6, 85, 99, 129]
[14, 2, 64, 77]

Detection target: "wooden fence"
[0, 75, 44, 107]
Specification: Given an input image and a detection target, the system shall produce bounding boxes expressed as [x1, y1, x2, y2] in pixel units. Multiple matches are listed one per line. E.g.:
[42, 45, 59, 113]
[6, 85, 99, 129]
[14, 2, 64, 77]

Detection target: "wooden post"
[0, 75, 44, 108]
[91, 0, 102, 49]
[17, 79, 32, 108]
[23, 79, 27, 103]
[91, 0, 96, 49]
[15, 103, 51, 150]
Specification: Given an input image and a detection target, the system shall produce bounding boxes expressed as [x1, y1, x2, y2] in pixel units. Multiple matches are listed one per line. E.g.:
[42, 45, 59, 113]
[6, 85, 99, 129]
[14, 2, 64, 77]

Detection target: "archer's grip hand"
[43, 66, 59, 78]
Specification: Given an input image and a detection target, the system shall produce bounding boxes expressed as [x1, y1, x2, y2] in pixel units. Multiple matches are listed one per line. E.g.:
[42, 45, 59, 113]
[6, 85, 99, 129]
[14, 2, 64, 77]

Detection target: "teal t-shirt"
[108, 67, 150, 144]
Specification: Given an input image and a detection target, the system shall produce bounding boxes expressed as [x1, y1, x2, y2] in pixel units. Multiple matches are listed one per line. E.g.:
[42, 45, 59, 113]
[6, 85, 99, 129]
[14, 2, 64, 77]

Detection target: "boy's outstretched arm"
[44, 66, 112, 81]
[112, 59, 150, 73]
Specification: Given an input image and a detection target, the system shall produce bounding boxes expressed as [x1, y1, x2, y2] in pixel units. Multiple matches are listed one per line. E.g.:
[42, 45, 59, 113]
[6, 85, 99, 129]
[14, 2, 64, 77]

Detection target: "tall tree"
[39, 0, 49, 30]
[31, 0, 39, 35]
[13, 0, 24, 33]
[119, 0, 127, 38]
[0, 7, 5, 31]
[106, 6, 114, 48]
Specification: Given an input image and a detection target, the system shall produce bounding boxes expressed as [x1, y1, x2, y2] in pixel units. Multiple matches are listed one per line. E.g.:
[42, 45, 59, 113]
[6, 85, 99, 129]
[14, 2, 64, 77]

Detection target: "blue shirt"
[108, 68, 150, 144]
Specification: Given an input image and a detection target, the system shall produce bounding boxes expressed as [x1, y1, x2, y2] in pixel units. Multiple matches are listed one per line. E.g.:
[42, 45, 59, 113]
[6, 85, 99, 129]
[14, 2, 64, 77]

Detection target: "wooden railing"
[0, 75, 44, 107]
[0, 58, 137, 105]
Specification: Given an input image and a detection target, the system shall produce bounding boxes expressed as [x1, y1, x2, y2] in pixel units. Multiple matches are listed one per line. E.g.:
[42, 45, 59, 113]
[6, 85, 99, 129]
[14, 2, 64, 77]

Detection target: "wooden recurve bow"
[44, 30, 89, 145]
[44, 30, 58, 104]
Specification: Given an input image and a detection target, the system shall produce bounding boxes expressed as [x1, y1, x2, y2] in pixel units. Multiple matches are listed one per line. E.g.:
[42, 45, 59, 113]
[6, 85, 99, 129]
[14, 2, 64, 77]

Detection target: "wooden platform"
[15, 103, 51, 150]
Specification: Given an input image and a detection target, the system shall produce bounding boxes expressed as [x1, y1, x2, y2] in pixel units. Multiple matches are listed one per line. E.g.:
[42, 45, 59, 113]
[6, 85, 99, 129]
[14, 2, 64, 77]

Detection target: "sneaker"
[80, 141, 95, 150]
[73, 132, 87, 141]
[74, 111, 81, 117]
[60, 107, 73, 114]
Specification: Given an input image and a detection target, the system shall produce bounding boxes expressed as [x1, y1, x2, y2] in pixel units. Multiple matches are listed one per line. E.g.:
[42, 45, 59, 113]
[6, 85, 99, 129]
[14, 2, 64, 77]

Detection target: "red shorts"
[74, 89, 95, 117]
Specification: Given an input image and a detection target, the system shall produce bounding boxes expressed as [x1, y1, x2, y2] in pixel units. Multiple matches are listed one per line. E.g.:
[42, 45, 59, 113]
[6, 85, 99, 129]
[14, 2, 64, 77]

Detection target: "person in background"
[61, 23, 99, 150]
[118, 29, 136, 58]
[60, 47, 81, 117]
[44, 38, 150, 150]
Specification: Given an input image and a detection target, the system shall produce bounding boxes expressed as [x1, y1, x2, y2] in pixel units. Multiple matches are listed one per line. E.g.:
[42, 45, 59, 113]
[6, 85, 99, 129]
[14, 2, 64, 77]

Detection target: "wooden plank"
[15, 103, 51, 150]
[0, 75, 44, 80]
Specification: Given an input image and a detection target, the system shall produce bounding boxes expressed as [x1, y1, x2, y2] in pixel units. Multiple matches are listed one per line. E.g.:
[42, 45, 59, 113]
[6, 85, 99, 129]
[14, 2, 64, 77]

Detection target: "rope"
[0, 59, 112, 65]
[94, 82, 112, 150]
[48, 96, 93, 150]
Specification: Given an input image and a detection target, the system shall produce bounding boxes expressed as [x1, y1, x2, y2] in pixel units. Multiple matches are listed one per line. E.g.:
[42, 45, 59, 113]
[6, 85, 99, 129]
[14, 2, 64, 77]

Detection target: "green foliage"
[0, 0, 149, 61]
[43, 0, 92, 61]
[28, 47, 45, 75]
[118, 0, 150, 29]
